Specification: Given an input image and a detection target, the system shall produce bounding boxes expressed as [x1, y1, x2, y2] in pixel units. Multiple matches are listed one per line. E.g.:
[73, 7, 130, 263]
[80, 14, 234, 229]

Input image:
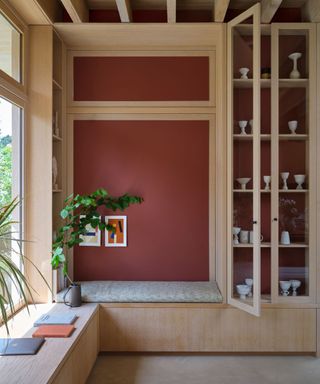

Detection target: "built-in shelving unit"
[228, 6, 316, 316]
[52, 30, 66, 294]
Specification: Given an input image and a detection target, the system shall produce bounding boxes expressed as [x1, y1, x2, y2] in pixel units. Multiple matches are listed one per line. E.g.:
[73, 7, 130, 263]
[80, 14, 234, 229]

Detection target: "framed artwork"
[105, 216, 127, 247]
[79, 215, 101, 247]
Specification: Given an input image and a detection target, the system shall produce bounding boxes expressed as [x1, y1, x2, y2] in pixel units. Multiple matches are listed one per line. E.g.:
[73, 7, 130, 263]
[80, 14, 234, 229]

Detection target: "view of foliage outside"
[0, 97, 13, 206]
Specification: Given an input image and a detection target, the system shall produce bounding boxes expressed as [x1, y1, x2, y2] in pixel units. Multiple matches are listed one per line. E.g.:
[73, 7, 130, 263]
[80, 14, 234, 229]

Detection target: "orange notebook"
[32, 325, 75, 338]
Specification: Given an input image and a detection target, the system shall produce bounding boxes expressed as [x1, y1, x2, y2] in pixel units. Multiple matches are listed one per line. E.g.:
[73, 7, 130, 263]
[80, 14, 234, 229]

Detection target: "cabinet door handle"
[253, 220, 257, 224]
[273, 218, 278, 222]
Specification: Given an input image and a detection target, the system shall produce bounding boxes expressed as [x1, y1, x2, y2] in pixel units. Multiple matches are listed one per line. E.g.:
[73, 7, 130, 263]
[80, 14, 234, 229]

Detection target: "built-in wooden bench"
[0, 303, 99, 384]
[56, 281, 317, 354]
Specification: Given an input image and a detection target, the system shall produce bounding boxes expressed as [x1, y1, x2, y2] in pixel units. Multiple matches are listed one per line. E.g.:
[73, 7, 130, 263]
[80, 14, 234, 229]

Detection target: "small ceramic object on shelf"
[249, 119, 253, 134]
[279, 281, 291, 296]
[288, 120, 298, 134]
[245, 278, 253, 297]
[290, 280, 301, 296]
[239, 67, 250, 79]
[288, 52, 302, 79]
[240, 230, 249, 244]
[236, 177, 251, 190]
[52, 155, 58, 190]
[236, 284, 251, 300]
[294, 174, 306, 190]
[263, 175, 271, 190]
[280, 172, 289, 190]
[280, 230, 290, 245]
[261, 67, 271, 79]
[233, 227, 241, 245]
[249, 231, 263, 244]
[238, 120, 248, 135]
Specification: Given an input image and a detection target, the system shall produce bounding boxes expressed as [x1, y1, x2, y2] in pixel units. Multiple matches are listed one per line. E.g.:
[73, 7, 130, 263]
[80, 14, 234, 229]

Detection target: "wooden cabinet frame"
[227, 11, 318, 316]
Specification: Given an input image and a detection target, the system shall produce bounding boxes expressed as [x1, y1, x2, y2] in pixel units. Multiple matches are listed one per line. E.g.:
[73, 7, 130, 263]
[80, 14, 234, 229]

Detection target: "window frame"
[0, 0, 27, 98]
[0, 0, 27, 319]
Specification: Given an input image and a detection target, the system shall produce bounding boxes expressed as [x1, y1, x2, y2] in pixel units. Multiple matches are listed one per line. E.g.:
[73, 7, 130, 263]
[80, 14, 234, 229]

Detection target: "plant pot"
[63, 283, 82, 307]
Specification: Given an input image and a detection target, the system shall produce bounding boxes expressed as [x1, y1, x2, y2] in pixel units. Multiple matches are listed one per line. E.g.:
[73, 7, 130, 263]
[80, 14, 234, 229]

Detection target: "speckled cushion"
[56, 281, 223, 303]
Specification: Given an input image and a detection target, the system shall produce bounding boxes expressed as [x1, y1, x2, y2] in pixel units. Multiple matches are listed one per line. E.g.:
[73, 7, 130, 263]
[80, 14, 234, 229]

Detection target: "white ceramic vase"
[288, 52, 302, 79]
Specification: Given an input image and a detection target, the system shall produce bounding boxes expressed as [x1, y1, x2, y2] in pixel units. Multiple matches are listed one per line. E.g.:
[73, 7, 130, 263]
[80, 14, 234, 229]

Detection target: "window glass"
[0, 96, 23, 304]
[0, 12, 21, 82]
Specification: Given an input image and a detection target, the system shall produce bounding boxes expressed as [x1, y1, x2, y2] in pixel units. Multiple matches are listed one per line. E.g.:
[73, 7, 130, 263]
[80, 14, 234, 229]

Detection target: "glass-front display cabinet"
[227, 3, 316, 316]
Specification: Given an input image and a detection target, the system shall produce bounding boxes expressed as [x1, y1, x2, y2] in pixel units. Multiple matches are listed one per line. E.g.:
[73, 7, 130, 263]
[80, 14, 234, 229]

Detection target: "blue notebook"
[0, 338, 45, 355]
[34, 313, 77, 327]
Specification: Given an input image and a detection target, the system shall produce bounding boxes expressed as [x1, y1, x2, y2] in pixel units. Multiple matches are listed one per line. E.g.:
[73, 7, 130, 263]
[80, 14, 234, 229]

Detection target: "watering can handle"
[63, 285, 72, 307]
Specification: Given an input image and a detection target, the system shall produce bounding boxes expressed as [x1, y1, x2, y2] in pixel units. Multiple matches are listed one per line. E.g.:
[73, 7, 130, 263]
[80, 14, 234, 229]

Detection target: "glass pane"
[278, 30, 309, 298]
[0, 96, 23, 304]
[0, 12, 21, 82]
[232, 19, 255, 304]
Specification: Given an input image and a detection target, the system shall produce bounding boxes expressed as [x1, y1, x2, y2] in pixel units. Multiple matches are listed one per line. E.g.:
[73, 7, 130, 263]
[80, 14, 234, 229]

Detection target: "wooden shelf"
[53, 134, 62, 142]
[52, 78, 63, 91]
[233, 79, 270, 88]
[279, 243, 308, 248]
[279, 78, 308, 88]
[233, 78, 308, 89]
[234, 242, 271, 248]
[278, 134, 308, 140]
[53, 189, 62, 193]
[278, 189, 308, 193]
[233, 134, 271, 140]
[233, 189, 253, 193]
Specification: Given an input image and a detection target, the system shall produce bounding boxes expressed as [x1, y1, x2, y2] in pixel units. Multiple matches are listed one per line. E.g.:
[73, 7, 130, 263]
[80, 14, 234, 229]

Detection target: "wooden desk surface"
[0, 303, 99, 384]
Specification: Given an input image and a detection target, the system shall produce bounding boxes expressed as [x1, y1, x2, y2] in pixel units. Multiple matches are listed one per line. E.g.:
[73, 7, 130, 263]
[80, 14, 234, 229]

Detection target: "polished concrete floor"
[87, 353, 320, 384]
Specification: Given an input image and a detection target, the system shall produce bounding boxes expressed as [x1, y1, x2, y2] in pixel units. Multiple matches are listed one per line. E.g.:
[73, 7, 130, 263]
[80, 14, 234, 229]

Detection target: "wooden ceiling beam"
[167, 0, 176, 23]
[302, 0, 320, 22]
[60, 0, 89, 23]
[115, 0, 132, 22]
[214, 0, 230, 22]
[260, 0, 283, 23]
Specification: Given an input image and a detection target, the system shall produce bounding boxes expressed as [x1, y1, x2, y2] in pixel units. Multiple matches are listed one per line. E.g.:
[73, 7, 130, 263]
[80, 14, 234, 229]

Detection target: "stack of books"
[32, 313, 77, 338]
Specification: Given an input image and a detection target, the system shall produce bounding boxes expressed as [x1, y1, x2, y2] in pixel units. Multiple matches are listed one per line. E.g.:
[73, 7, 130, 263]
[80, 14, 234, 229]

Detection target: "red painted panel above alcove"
[73, 56, 209, 102]
[73, 120, 210, 281]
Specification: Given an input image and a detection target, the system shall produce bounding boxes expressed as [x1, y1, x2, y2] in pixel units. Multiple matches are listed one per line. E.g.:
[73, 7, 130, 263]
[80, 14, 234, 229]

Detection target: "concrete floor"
[87, 353, 320, 384]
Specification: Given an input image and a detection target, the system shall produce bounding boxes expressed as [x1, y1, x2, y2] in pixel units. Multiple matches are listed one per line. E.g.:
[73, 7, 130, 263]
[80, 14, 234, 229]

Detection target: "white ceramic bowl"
[236, 284, 250, 299]
[294, 174, 305, 184]
[236, 178, 251, 190]
[279, 280, 291, 291]
[290, 280, 301, 289]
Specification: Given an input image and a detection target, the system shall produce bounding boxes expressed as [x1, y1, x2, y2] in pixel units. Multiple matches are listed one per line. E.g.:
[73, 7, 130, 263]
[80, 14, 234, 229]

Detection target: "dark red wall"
[73, 56, 209, 101]
[74, 120, 210, 281]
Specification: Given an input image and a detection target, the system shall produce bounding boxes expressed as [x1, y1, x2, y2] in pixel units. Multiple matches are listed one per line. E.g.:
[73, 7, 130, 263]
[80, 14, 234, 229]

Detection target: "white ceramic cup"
[280, 231, 290, 245]
[240, 230, 249, 244]
[249, 231, 263, 244]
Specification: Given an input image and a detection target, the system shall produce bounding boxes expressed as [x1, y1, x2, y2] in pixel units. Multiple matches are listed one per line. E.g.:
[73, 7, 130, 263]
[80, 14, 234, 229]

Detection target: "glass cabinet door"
[227, 4, 261, 316]
[271, 24, 316, 303]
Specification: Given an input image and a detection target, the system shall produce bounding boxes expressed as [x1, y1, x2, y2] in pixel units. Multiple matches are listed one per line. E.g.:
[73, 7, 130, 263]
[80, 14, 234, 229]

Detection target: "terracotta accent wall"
[73, 56, 209, 101]
[74, 120, 210, 281]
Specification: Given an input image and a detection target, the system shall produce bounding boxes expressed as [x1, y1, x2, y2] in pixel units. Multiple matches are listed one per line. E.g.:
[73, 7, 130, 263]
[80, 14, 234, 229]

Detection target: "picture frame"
[79, 215, 101, 247]
[105, 216, 127, 247]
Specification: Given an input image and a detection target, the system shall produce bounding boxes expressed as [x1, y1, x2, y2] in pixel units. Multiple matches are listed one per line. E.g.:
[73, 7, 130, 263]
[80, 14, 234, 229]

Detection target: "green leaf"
[60, 209, 68, 219]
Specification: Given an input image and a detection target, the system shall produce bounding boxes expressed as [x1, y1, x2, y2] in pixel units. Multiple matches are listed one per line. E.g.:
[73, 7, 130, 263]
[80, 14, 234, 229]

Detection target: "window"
[0, 11, 22, 82]
[0, 96, 23, 305]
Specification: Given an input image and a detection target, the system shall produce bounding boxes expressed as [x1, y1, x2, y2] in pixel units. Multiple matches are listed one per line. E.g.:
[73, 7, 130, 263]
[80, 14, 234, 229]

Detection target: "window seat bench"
[0, 303, 99, 384]
[55, 281, 223, 303]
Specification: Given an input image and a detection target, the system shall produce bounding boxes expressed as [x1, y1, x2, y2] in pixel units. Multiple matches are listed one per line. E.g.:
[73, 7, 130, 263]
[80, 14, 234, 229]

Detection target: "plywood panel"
[100, 305, 316, 352]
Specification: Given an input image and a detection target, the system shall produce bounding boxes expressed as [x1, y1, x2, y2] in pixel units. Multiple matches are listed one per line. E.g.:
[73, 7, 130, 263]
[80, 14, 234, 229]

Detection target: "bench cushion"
[56, 281, 223, 303]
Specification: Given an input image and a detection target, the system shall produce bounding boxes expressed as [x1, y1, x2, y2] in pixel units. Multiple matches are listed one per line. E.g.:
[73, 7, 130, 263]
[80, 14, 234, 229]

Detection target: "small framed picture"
[79, 215, 101, 247]
[105, 216, 127, 247]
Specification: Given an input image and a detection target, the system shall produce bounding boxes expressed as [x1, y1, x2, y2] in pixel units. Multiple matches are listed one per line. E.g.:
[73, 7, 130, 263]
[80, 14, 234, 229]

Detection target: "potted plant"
[51, 188, 143, 305]
[0, 198, 49, 333]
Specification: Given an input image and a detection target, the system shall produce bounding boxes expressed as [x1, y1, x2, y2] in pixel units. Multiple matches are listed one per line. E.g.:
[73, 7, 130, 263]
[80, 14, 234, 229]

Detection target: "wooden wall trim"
[67, 114, 216, 281]
[67, 50, 216, 108]
[54, 23, 224, 49]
